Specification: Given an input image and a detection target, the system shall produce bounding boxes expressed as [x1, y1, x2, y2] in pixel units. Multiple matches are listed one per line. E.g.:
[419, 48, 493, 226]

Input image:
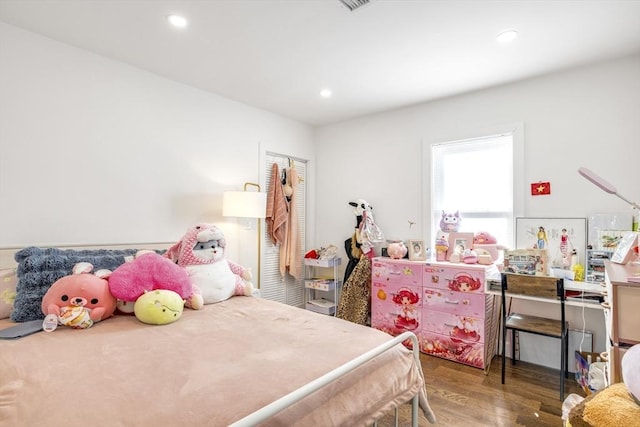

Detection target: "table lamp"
[222, 182, 267, 289]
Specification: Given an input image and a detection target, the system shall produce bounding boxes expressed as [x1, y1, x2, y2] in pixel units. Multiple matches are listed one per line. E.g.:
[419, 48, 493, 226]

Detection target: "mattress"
[0, 296, 435, 426]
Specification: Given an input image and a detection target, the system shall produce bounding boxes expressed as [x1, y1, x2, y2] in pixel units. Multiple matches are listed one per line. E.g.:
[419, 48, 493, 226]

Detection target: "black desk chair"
[500, 272, 568, 400]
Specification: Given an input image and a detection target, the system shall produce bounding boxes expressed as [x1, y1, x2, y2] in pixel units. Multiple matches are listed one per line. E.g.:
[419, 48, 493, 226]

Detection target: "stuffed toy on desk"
[164, 223, 253, 304]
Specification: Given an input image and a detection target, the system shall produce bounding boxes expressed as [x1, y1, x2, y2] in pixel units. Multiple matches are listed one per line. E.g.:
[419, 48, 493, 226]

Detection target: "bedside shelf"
[304, 257, 342, 316]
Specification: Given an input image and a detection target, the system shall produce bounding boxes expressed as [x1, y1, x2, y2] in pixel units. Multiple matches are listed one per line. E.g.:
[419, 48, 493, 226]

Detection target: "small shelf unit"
[585, 249, 614, 283]
[304, 257, 342, 316]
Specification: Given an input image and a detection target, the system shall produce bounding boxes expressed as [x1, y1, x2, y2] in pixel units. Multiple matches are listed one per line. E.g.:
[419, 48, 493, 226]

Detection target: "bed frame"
[0, 243, 434, 426]
[231, 331, 422, 427]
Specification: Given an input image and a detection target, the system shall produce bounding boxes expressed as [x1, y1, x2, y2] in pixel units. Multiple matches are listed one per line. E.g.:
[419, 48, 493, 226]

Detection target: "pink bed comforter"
[0, 297, 435, 426]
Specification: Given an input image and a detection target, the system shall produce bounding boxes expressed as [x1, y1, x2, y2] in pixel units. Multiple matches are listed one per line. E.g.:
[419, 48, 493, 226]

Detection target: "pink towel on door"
[266, 162, 288, 245]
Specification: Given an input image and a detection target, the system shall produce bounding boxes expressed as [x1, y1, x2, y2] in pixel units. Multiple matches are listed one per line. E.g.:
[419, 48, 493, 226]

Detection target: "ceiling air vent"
[339, 0, 371, 12]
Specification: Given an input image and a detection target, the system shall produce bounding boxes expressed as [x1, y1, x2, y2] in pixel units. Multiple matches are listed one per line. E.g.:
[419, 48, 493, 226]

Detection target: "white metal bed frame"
[230, 331, 422, 427]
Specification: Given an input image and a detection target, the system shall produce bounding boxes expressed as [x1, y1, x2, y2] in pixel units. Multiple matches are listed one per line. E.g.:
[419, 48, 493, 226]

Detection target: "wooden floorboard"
[377, 353, 583, 427]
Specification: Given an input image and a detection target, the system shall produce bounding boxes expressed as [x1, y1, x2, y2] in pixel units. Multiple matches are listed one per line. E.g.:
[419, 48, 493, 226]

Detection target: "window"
[428, 125, 524, 249]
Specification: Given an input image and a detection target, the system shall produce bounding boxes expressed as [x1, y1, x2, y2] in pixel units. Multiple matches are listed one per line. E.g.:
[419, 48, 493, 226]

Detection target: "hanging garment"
[343, 232, 363, 284]
[336, 255, 372, 326]
[279, 166, 302, 279]
[265, 162, 288, 245]
[359, 210, 385, 254]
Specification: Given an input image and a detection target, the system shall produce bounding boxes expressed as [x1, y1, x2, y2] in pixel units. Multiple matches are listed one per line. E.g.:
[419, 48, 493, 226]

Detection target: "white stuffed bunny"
[164, 223, 253, 304]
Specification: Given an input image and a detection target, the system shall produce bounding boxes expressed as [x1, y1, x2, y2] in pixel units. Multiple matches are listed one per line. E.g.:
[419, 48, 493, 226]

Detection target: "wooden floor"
[379, 353, 583, 427]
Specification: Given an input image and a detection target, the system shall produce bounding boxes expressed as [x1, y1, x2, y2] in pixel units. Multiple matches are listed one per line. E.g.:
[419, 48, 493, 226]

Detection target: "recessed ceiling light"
[167, 14, 188, 28]
[496, 30, 518, 43]
[320, 89, 333, 98]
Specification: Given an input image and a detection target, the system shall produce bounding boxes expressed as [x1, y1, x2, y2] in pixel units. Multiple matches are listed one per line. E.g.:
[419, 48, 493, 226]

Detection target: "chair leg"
[501, 325, 506, 384]
[511, 330, 516, 366]
[560, 333, 566, 400]
[565, 331, 569, 379]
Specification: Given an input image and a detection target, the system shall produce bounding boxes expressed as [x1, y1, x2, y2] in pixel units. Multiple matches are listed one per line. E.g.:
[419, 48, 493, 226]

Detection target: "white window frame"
[422, 123, 525, 250]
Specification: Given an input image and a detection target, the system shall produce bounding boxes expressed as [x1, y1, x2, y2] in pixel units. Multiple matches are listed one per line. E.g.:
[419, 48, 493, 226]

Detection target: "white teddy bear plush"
[164, 223, 253, 304]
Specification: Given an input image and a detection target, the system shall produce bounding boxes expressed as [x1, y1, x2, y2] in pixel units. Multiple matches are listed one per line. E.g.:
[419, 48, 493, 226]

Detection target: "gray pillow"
[11, 247, 159, 322]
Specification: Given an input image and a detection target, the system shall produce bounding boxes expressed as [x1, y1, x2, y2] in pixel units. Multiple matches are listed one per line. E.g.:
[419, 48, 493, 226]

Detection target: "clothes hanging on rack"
[336, 254, 371, 326]
[279, 166, 302, 279]
[266, 162, 288, 245]
[343, 229, 363, 284]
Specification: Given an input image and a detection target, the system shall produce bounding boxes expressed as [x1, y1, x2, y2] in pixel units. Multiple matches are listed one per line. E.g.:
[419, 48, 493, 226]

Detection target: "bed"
[0, 243, 436, 426]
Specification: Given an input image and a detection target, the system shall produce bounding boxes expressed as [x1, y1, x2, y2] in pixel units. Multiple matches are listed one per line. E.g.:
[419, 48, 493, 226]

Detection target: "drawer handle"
[600, 302, 611, 309]
[388, 271, 401, 275]
[445, 299, 459, 305]
[444, 322, 457, 327]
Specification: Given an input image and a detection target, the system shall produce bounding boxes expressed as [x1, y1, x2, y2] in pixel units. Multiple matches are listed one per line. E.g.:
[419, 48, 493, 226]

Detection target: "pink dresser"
[371, 258, 423, 339]
[371, 257, 500, 370]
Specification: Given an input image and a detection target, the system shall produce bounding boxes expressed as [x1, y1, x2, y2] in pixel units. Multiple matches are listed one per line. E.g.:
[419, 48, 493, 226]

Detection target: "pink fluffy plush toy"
[164, 223, 254, 304]
[108, 251, 203, 313]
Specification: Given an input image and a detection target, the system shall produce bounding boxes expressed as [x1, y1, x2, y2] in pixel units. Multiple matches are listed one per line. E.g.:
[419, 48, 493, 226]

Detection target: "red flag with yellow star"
[531, 182, 551, 195]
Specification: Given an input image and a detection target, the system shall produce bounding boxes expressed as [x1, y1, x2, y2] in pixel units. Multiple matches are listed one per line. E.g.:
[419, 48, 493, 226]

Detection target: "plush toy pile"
[108, 251, 202, 313]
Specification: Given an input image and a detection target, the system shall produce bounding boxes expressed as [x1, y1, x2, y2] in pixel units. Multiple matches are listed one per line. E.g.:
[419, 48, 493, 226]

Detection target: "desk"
[486, 272, 606, 369]
[486, 277, 605, 310]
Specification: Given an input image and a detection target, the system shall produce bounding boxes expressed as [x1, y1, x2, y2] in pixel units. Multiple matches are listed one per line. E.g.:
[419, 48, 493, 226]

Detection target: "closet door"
[261, 152, 306, 308]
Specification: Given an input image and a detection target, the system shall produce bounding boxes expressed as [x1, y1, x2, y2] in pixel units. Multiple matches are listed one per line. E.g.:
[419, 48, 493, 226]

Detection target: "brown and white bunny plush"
[164, 223, 253, 304]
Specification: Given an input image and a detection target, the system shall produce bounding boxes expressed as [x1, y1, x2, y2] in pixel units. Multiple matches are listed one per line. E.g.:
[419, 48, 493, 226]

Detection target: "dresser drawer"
[419, 330, 486, 369]
[422, 287, 487, 318]
[421, 310, 485, 343]
[372, 258, 422, 286]
[422, 263, 485, 293]
[371, 306, 423, 336]
[371, 280, 422, 335]
[611, 283, 640, 345]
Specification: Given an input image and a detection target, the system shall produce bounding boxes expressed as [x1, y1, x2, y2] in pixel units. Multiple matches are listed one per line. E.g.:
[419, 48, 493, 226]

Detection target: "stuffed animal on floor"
[41, 262, 117, 330]
[566, 344, 640, 426]
[164, 223, 253, 304]
[134, 289, 185, 325]
[108, 251, 203, 314]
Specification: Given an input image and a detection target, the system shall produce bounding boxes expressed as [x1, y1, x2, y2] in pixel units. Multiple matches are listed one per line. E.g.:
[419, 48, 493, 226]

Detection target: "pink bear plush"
[41, 262, 116, 330]
[108, 251, 203, 312]
[164, 223, 253, 304]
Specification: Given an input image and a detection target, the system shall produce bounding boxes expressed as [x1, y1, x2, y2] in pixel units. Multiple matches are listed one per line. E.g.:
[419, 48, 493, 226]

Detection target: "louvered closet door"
[262, 153, 306, 308]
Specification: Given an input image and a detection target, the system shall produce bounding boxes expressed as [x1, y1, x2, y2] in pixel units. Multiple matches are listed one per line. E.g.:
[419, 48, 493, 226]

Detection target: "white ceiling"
[1, 0, 640, 127]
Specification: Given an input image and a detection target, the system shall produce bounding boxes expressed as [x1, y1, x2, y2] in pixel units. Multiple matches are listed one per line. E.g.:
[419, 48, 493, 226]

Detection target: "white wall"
[314, 54, 640, 355]
[3, 20, 638, 357]
[0, 22, 315, 273]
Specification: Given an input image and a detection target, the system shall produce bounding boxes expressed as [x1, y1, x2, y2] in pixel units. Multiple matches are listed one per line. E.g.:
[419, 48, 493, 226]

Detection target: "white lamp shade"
[223, 191, 267, 219]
